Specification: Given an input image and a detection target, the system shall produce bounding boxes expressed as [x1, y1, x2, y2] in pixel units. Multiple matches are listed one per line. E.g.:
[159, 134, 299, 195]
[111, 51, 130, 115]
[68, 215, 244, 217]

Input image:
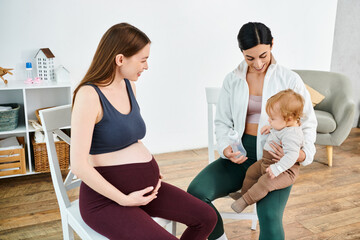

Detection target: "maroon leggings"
[79, 157, 217, 240]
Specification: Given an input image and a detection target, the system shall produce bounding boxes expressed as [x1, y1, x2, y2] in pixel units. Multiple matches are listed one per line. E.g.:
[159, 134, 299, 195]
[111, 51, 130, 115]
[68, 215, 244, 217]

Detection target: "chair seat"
[67, 200, 109, 239]
[315, 110, 336, 134]
[152, 217, 172, 227]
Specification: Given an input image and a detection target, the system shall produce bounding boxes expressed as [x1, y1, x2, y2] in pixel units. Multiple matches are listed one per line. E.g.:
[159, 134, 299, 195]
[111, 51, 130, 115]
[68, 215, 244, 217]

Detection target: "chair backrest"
[39, 105, 81, 211]
[293, 70, 352, 112]
[205, 88, 221, 163]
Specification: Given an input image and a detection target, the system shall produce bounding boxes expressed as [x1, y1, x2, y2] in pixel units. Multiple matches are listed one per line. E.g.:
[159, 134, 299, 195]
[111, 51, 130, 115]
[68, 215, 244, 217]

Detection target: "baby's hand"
[266, 166, 276, 179]
[261, 125, 271, 135]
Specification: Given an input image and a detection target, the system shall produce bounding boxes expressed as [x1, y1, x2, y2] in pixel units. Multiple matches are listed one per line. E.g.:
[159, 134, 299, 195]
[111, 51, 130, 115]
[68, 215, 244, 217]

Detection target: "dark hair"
[237, 22, 273, 51]
[73, 23, 151, 106]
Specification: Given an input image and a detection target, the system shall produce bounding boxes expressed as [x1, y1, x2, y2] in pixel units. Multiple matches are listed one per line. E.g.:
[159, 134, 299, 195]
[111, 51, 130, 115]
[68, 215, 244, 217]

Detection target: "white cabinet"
[0, 81, 71, 178]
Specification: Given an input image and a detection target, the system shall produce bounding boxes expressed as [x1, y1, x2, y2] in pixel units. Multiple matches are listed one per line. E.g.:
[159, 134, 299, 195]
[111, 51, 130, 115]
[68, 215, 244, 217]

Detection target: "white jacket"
[215, 58, 317, 166]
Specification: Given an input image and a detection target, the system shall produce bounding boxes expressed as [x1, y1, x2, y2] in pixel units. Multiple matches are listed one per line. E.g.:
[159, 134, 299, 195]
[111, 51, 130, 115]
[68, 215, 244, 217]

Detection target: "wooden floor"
[0, 128, 359, 240]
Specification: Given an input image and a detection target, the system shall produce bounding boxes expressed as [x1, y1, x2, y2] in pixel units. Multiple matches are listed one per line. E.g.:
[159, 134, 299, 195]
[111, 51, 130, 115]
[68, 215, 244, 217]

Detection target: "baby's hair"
[266, 89, 304, 123]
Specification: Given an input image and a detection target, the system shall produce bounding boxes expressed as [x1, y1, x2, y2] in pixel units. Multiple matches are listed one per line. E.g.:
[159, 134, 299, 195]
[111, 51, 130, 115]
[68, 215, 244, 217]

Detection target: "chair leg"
[166, 221, 177, 236]
[326, 145, 333, 167]
[251, 203, 257, 230]
[61, 217, 74, 240]
[171, 221, 177, 236]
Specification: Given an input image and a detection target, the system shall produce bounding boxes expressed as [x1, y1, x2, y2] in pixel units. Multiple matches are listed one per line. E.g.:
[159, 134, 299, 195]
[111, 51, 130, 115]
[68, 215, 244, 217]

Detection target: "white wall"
[331, 0, 360, 127]
[0, 0, 338, 154]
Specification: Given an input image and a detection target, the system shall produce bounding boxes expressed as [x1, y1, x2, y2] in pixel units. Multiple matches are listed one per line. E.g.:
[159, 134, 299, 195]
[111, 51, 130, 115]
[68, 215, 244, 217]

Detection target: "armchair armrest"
[329, 93, 355, 145]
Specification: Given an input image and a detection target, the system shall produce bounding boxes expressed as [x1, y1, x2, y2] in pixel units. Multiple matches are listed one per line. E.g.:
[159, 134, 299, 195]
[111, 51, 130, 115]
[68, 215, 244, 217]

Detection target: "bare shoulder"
[73, 85, 101, 115]
[76, 85, 98, 101]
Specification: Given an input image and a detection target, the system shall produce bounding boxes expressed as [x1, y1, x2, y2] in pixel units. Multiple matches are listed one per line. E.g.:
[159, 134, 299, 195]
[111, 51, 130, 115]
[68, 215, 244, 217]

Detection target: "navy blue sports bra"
[88, 79, 146, 155]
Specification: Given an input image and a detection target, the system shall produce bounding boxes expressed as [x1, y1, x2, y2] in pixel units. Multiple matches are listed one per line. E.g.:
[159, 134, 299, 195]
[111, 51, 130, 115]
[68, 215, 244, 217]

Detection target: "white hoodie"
[215, 57, 317, 166]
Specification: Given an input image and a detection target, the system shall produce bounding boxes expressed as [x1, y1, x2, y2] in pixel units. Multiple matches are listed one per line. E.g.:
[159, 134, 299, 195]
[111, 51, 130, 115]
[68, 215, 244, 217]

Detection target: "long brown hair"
[72, 23, 151, 106]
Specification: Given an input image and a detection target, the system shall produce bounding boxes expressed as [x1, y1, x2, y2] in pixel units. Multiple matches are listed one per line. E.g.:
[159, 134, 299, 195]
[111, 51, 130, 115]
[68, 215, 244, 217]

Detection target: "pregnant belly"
[88, 141, 153, 167]
[79, 157, 160, 212]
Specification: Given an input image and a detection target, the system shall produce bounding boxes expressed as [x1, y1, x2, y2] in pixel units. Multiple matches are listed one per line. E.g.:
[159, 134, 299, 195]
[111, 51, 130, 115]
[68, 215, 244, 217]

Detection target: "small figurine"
[0, 67, 14, 85]
[24, 77, 42, 84]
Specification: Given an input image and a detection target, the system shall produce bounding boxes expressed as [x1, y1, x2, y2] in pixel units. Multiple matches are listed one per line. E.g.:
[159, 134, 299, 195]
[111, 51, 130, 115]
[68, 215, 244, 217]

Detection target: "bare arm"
[70, 86, 157, 206]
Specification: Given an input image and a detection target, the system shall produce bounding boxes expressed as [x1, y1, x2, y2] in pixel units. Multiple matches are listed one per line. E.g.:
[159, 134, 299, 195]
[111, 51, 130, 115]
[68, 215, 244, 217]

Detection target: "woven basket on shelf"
[0, 103, 20, 131]
[32, 137, 70, 172]
[35, 107, 54, 125]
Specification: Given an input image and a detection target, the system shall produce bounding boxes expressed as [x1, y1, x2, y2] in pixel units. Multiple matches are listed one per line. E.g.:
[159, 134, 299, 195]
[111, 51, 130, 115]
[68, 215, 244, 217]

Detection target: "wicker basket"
[35, 107, 54, 125]
[0, 104, 20, 132]
[32, 137, 70, 172]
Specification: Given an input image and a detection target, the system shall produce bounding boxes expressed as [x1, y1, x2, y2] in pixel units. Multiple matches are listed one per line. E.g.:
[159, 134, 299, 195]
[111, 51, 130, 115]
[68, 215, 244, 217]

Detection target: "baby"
[231, 89, 304, 213]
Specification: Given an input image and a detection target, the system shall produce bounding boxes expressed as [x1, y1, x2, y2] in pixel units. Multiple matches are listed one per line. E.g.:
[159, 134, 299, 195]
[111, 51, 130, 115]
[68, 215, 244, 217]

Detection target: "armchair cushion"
[305, 84, 325, 107]
[315, 110, 336, 134]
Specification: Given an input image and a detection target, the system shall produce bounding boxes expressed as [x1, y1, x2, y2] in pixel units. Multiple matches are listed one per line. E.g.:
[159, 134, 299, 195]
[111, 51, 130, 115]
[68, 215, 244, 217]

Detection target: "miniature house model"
[35, 48, 55, 81]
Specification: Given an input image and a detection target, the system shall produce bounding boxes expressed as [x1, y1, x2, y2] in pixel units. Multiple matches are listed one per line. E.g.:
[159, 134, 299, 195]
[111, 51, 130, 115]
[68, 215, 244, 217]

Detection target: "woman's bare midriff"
[244, 123, 259, 136]
[88, 141, 152, 167]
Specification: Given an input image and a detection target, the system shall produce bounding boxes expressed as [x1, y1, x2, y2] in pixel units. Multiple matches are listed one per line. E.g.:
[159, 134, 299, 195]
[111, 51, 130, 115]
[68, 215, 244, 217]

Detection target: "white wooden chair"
[39, 105, 176, 240]
[205, 88, 258, 230]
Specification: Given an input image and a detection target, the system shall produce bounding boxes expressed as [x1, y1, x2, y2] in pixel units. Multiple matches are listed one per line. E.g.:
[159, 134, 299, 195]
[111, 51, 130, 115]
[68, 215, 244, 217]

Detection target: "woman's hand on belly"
[120, 178, 162, 206]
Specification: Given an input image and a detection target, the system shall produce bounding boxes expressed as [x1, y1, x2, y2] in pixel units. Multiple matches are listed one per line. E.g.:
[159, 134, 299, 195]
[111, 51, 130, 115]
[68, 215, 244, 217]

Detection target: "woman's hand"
[268, 141, 306, 163]
[265, 166, 276, 179]
[260, 125, 271, 135]
[153, 177, 162, 193]
[267, 141, 284, 161]
[120, 178, 162, 207]
[223, 145, 248, 164]
[297, 149, 306, 163]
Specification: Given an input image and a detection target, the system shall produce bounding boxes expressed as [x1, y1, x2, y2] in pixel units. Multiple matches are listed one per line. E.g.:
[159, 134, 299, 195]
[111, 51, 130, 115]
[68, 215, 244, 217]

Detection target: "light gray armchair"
[294, 70, 355, 166]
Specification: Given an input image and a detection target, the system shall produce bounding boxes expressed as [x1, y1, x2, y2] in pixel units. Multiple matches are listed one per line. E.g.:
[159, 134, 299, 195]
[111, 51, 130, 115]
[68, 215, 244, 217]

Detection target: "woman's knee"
[203, 204, 218, 225]
[187, 158, 231, 202]
[191, 203, 218, 232]
[187, 180, 211, 202]
[187, 168, 221, 203]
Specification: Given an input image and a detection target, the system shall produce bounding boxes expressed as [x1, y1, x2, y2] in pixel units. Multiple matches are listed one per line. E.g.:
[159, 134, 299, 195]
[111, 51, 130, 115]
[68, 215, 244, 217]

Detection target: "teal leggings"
[187, 134, 292, 240]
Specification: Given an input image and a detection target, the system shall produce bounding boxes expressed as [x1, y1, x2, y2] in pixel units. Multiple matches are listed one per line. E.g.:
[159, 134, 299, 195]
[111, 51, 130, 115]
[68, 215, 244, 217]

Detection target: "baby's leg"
[242, 164, 300, 205]
[241, 159, 263, 195]
[231, 160, 263, 213]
